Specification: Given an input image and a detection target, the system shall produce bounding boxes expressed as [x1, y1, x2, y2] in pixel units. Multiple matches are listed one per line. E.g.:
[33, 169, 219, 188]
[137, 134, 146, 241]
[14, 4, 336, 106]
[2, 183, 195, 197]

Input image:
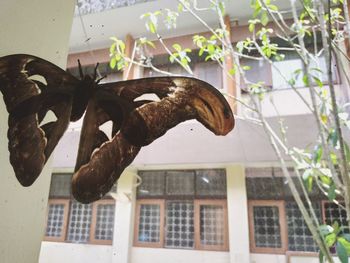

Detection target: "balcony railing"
[75, 0, 155, 16]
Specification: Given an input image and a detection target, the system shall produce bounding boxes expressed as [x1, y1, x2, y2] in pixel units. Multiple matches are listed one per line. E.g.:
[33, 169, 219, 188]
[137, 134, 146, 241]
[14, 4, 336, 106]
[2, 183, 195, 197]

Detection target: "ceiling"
[69, 0, 292, 53]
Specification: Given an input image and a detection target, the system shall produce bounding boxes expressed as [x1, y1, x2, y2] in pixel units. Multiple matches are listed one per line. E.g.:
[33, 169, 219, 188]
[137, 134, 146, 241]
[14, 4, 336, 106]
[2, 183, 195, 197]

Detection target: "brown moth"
[0, 54, 235, 203]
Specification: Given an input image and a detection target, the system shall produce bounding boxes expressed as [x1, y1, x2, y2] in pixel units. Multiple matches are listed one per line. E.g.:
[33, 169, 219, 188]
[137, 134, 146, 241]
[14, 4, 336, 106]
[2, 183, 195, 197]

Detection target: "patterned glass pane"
[253, 206, 282, 248]
[196, 169, 226, 197]
[286, 202, 321, 252]
[49, 174, 71, 197]
[165, 202, 194, 248]
[324, 203, 348, 233]
[200, 205, 225, 246]
[94, 204, 115, 241]
[138, 171, 165, 197]
[138, 204, 161, 243]
[166, 171, 195, 196]
[67, 202, 92, 243]
[45, 203, 65, 237]
[245, 168, 284, 200]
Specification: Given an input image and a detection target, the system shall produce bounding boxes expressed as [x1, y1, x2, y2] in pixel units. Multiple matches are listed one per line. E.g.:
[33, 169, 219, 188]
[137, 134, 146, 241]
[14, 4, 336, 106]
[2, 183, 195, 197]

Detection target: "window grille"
[286, 202, 320, 252]
[67, 201, 93, 243]
[165, 201, 194, 248]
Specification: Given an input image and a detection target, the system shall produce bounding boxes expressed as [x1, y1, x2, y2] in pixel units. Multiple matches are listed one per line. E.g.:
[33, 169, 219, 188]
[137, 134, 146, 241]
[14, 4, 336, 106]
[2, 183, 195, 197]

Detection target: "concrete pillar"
[112, 168, 138, 263]
[0, 1, 75, 263]
[226, 165, 250, 263]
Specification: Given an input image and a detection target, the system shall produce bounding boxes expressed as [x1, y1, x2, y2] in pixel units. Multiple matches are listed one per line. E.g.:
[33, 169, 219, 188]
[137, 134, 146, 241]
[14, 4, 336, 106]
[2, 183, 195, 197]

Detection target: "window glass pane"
[272, 52, 303, 89]
[165, 201, 194, 248]
[253, 206, 282, 248]
[138, 204, 161, 243]
[196, 169, 226, 197]
[49, 174, 71, 198]
[324, 203, 349, 233]
[195, 62, 222, 89]
[309, 55, 338, 84]
[241, 58, 271, 87]
[246, 172, 284, 200]
[200, 205, 225, 246]
[286, 202, 321, 252]
[94, 203, 115, 241]
[45, 203, 65, 237]
[67, 201, 92, 243]
[138, 171, 165, 197]
[166, 171, 195, 196]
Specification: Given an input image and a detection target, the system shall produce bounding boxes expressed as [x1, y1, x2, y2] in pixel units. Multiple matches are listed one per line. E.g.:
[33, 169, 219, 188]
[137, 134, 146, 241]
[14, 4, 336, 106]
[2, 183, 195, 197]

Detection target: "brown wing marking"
[72, 133, 140, 203]
[120, 77, 235, 146]
[0, 54, 76, 186]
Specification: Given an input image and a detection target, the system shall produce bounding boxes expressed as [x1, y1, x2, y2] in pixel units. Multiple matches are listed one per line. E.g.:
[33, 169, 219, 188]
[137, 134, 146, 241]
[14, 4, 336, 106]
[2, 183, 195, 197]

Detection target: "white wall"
[131, 247, 230, 263]
[0, 1, 75, 263]
[39, 242, 112, 263]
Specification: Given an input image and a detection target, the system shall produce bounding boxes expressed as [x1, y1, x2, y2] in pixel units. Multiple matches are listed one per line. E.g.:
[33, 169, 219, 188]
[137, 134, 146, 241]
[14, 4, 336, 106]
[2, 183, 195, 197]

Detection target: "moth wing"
[103, 76, 235, 146]
[72, 90, 139, 203]
[0, 54, 77, 186]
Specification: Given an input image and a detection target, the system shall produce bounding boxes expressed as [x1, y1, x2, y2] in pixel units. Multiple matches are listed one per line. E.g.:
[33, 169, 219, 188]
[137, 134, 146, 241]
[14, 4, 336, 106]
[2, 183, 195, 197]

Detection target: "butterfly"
[0, 54, 235, 203]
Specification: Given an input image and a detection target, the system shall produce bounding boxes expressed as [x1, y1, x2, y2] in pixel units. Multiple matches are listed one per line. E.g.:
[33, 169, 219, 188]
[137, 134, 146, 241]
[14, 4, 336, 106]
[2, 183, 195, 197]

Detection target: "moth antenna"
[77, 59, 84, 79]
[93, 63, 100, 80]
[96, 75, 107, 84]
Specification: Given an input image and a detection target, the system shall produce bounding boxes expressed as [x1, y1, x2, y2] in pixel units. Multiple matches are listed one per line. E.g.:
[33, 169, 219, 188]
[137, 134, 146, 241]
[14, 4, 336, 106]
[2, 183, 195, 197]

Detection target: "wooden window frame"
[44, 199, 70, 242]
[133, 199, 165, 248]
[90, 199, 116, 245]
[194, 199, 229, 251]
[248, 200, 287, 254]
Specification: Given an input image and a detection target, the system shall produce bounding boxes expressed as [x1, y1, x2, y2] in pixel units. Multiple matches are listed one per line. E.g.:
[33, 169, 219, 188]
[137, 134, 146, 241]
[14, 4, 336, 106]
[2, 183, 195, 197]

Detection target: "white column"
[226, 165, 250, 263]
[0, 1, 75, 263]
[112, 168, 137, 263]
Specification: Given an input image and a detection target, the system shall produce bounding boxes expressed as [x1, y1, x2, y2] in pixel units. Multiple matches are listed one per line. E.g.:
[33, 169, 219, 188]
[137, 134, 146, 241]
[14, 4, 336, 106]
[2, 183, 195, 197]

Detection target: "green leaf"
[229, 67, 236, 75]
[302, 75, 309, 86]
[325, 233, 337, 247]
[149, 22, 156, 33]
[313, 76, 323, 87]
[327, 183, 336, 201]
[342, 234, 350, 243]
[313, 144, 323, 163]
[242, 65, 251, 71]
[109, 43, 116, 54]
[261, 11, 269, 26]
[336, 241, 349, 263]
[339, 237, 350, 254]
[109, 57, 117, 69]
[249, 23, 255, 32]
[172, 43, 181, 52]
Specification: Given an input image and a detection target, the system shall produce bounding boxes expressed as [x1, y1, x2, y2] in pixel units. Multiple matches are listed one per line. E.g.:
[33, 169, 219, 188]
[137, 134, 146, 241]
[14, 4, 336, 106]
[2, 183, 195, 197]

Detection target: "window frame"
[133, 199, 165, 248]
[44, 199, 70, 242]
[44, 198, 116, 245]
[194, 199, 229, 251]
[90, 199, 116, 245]
[134, 199, 229, 251]
[248, 200, 287, 254]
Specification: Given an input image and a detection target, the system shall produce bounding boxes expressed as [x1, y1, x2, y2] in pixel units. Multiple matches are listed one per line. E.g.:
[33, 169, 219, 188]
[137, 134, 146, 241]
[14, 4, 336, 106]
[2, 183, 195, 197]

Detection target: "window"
[286, 202, 321, 252]
[240, 58, 272, 89]
[271, 52, 338, 90]
[246, 167, 346, 254]
[44, 173, 116, 245]
[134, 169, 228, 251]
[248, 200, 287, 254]
[322, 201, 348, 233]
